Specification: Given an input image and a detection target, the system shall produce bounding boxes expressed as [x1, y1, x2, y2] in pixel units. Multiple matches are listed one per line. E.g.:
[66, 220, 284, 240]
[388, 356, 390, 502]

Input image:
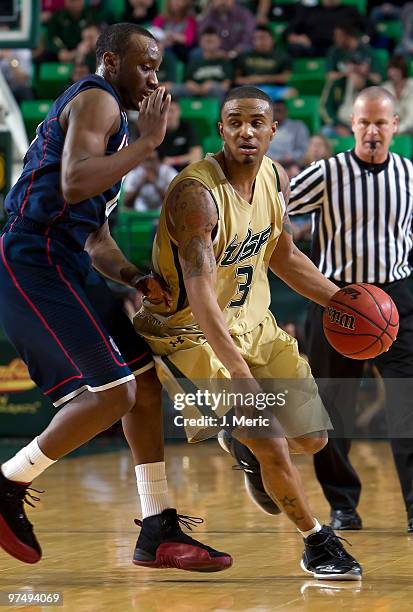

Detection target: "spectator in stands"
[286, 0, 363, 58]
[369, 0, 403, 25]
[121, 0, 158, 25]
[320, 23, 382, 133]
[172, 27, 233, 101]
[383, 55, 413, 134]
[235, 25, 293, 100]
[237, 0, 272, 25]
[0, 49, 33, 103]
[302, 134, 333, 166]
[152, 0, 197, 62]
[43, 0, 99, 63]
[123, 151, 178, 212]
[41, 0, 65, 22]
[198, 0, 255, 59]
[267, 99, 310, 165]
[156, 99, 203, 172]
[326, 23, 382, 83]
[74, 24, 101, 73]
[396, 3, 413, 56]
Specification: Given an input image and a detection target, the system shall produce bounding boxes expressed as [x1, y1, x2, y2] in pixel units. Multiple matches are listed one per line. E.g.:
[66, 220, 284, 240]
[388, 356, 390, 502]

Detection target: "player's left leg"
[95, 282, 232, 572]
[223, 313, 362, 580]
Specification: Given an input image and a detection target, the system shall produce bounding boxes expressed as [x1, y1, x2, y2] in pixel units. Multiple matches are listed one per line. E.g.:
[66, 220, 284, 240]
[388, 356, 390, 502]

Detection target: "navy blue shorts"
[0, 225, 153, 407]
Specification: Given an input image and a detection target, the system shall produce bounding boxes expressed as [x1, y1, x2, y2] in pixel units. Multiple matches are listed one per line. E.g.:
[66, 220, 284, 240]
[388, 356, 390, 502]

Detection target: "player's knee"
[98, 379, 137, 420]
[242, 436, 290, 468]
[292, 431, 328, 455]
[134, 368, 161, 412]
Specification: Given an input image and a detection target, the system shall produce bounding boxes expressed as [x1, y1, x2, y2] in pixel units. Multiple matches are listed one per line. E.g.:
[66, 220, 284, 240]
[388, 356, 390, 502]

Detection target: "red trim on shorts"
[44, 375, 85, 395]
[0, 235, 84, 382]
[127, 354, 150, 365]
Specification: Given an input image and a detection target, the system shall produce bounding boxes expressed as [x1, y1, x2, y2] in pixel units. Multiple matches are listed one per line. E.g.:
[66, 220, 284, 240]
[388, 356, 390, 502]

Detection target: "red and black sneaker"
[133, 508, 233, 572]
[0, 469, 42, 564]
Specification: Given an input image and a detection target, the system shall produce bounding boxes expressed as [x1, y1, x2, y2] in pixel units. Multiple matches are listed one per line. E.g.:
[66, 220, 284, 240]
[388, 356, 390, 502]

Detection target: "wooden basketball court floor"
[1, 440, 412, 611]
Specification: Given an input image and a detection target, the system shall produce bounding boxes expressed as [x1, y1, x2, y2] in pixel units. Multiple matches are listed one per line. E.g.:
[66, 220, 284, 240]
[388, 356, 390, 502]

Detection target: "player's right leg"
[0, 231, 140, 563]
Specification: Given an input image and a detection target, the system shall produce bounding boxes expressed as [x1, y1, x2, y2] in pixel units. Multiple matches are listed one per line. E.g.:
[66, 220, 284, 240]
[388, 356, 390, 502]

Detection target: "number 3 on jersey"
[230, 265, 253, 307]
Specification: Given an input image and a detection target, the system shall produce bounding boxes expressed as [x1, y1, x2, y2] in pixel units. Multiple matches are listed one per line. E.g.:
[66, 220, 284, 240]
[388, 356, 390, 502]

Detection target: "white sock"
[298, 518, 322, 539]
[135, 461, 171, 519]
[1, 437, 57, 483]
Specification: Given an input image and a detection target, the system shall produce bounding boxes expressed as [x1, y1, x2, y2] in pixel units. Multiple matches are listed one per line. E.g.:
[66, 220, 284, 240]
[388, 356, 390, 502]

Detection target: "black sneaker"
[330, 509, 362, 531]
[133, 508, 233, 572]
[218, 430, 281, 515]
[301, 525, 362, 581]
[0, 469, 42, 564]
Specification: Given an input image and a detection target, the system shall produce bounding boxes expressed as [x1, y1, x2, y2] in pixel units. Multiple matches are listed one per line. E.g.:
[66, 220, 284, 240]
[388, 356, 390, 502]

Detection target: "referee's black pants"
[306, 279, 413, 517]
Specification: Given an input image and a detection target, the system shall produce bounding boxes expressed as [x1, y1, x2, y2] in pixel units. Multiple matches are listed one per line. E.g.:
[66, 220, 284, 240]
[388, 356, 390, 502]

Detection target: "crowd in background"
[2, 1, 413, 213]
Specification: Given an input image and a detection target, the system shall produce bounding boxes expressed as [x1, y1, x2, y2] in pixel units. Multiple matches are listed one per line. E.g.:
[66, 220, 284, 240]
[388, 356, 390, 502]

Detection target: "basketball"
[323, 283, 399, 359]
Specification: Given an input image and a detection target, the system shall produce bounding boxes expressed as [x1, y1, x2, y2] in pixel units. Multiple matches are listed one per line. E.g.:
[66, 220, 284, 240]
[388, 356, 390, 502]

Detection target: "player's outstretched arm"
[269, 165, 338, 307]
[61, 87, 170, 204]
[168, 179, 253, 380]
[85, 220, 172, 308]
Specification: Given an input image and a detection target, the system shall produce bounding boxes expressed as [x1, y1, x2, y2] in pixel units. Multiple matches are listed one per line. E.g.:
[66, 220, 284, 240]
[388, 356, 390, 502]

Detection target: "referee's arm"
[270, 163, 338, 307]
[288, 161, 326, 216]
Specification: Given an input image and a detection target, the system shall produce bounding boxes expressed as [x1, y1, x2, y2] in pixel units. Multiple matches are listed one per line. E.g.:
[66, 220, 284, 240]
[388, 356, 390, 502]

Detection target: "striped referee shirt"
[288, 150, 413, 284]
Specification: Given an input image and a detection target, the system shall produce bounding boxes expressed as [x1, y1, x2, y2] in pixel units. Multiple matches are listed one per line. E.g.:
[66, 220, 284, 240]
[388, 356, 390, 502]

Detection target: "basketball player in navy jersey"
[0, 23, 231, 572]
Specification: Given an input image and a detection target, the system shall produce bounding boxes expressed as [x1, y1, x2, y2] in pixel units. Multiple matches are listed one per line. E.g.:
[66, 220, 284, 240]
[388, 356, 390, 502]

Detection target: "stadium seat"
[20, 100, 53, 141]
[268, 21, 288, 45]
[376, 20, 403, 44]
[105, 0, 126, 20]
[113, 211, 158, 268]
[341, 0, 367, 14]
[175, 60, 185, 83]
[37, 63, 73, 99]
[178, 98, 220, 141]
[286, 96, 320, 134]
[329, 136, 355, 154]
[390, 135, 413, 158]
[374, 48, 389, 78]
[289, 58, 327, 95]
[202, 134, 222, 155]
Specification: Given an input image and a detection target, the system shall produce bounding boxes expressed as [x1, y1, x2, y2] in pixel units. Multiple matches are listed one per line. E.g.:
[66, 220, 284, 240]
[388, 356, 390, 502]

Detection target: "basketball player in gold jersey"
[134, 87, 362, 579]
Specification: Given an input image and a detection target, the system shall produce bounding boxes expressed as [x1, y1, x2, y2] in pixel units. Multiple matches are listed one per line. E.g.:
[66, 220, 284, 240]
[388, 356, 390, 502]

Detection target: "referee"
[288, 86, 413, 532]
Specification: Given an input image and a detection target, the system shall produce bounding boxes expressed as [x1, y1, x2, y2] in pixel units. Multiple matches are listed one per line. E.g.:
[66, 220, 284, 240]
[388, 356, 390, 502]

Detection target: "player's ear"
[270, 121, 278, 140]
[218, 122, 224, 138]
[102, 51, 118, 75]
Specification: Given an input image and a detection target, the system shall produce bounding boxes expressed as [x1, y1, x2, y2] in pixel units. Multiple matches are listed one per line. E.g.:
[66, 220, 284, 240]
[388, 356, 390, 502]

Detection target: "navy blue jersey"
[5, 75, 128, 249]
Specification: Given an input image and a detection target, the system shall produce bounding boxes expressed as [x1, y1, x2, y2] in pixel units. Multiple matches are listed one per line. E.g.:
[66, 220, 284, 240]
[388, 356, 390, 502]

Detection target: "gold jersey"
[143, 154, 285, 336]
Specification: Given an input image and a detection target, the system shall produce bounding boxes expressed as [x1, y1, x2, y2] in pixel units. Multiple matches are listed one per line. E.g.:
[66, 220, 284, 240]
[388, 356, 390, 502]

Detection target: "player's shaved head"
[354, 86, 396, 114]
[221, 86, 274, 119]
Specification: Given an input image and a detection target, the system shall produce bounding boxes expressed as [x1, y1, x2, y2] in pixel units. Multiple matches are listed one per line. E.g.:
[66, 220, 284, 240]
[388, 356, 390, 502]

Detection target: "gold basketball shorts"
[134, 309, 331, 442]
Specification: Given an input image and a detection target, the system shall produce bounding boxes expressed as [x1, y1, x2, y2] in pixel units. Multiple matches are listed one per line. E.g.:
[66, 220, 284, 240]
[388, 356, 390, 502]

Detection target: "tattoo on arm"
[169, 179, 218, 279]
[182, 236, 215, 278]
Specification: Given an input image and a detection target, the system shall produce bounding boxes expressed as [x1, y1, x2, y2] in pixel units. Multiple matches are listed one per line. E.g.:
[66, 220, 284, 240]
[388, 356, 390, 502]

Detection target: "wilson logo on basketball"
[0, 358, 36, 392]
[326, 307, 356, 330]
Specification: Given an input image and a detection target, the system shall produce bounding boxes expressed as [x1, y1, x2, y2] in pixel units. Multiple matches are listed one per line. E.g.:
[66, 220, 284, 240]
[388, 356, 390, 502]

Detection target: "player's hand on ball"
[323, 283, 399, 359]
[134, 272, 172, 310]
[137, 87, 171, 149]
